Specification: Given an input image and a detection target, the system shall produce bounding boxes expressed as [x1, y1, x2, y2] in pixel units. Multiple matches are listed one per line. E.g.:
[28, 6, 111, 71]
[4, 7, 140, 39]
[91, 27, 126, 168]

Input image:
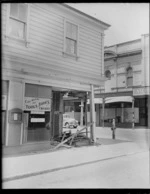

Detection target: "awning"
[87, 98, 103, 104]
[105, 96, 133, 103]
[87, 96, 133, 104]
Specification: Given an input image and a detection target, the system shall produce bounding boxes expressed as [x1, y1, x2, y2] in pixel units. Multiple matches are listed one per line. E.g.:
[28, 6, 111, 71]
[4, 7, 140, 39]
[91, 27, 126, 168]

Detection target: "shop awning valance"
[87, 96, 133, 104]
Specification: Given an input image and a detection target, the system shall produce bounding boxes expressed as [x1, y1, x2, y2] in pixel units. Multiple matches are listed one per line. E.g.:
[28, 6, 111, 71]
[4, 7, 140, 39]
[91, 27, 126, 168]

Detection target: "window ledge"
[4, 35, 30, 47]
[111, 86, 131, 90]
[62, 52, 79, 60]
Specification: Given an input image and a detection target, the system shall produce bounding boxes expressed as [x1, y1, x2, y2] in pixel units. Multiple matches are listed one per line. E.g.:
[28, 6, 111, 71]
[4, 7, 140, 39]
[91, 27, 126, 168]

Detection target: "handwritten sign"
[24, 97, 51, 111]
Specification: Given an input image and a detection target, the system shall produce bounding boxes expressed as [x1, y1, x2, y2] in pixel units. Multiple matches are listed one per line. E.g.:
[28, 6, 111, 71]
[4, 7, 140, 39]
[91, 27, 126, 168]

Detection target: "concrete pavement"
[3, 126, 149, 183]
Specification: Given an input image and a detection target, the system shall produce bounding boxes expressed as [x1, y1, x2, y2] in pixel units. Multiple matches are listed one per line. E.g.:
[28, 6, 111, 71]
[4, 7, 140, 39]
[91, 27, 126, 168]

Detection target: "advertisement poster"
[24, 97, 51, 111]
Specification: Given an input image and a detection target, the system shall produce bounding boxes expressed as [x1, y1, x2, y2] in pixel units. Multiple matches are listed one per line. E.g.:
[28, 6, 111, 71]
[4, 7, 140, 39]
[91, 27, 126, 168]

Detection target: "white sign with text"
[24, 97, 51, 111]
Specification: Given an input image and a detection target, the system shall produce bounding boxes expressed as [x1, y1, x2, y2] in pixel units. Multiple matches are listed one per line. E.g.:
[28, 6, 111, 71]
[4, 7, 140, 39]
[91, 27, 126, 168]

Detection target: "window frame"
[126, 67, 133, 87]
[63, 19, 79, 58]
[6, 3, 30, 47]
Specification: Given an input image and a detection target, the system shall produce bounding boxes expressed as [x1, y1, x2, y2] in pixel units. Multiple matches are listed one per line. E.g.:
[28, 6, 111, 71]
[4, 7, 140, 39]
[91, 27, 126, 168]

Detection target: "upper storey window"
[105, 70, 111, 80]
[126, 67, 133, 87]
[8, 3, 28, 40]
[64, 21, 78, 56]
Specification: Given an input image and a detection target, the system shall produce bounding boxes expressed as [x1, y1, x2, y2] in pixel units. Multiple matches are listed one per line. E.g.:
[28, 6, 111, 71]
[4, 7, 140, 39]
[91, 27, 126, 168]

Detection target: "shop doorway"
[139, 108, 147, 126]
[24, 83, 52, 142]
[135, 97, 148, 126]
[23, 111, 51, 142]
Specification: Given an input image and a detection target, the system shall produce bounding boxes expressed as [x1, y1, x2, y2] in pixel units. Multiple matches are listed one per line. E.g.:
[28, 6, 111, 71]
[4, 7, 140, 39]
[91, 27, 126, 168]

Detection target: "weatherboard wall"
[2, 3, 107, 91]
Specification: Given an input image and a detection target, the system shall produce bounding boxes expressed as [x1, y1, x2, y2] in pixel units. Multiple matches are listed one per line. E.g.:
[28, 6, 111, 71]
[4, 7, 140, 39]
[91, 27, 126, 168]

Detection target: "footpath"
[3, 130, 148, 182]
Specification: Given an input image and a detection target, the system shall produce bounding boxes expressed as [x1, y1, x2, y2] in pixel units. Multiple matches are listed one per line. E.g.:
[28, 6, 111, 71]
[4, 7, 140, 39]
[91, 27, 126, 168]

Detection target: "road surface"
[3, 151, 150, 188]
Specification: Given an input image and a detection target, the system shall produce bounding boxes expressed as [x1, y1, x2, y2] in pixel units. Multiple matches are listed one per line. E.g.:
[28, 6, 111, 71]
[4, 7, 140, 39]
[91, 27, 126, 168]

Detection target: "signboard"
[24, 97, 51, 111]
[133, 87, 150, 96]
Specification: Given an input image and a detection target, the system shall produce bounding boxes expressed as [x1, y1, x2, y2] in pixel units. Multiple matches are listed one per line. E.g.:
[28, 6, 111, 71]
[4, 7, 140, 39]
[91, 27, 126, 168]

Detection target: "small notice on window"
[31, 118, 45, 123]
[14, 113, 18, 121]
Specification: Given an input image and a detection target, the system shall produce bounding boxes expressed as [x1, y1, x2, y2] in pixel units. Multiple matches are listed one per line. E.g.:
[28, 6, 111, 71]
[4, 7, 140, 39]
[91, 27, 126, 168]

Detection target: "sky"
[67, 3, 149, 46]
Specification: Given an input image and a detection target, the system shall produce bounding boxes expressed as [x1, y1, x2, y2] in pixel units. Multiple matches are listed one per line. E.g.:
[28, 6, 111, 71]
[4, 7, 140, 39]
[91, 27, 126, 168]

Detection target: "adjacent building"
[2, 3, 110, 154]
[94, 34, 149, 128]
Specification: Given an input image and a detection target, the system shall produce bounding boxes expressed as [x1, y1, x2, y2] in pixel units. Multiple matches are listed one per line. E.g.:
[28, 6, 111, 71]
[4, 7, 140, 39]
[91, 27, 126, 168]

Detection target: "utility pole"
[90, 84, 96, 142]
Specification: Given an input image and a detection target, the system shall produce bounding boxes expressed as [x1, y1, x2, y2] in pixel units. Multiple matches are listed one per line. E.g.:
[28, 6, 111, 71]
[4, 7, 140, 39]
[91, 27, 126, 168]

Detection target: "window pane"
[66, 22, 77, 40]
[38, 85, 52, 98]
[71, 24, 77, 40]
[10, 3, 18, 18]
[127, 68, 133, 76]
[105, 70, 111, 79]
[66, 22, 72, 38]
[25, 84, 38, 97]
[18, 4, 27, 22]
[66, 38, 76, 54]
[9, 19, 25, 39]
[2, 81, 9, 95]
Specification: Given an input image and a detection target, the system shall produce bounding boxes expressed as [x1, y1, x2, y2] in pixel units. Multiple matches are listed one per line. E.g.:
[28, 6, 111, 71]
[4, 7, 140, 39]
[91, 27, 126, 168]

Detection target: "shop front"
[3, 80, 92, 155]
[23, 83, 52, 143]
[88, 96, 137, 128]
[3, 82, 53, 155]
[88, 92, 148, 128]
[133, 87, 149, 127]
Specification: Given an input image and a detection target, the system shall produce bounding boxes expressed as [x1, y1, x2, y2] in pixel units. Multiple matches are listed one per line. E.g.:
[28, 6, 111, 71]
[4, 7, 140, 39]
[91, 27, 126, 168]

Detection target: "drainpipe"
[101, 33, 105, 77]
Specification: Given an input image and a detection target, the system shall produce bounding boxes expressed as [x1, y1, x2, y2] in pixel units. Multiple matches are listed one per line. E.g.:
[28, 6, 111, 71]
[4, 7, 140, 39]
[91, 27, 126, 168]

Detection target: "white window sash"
[63, 19, 79, 57]
[6, 3, 30, 47]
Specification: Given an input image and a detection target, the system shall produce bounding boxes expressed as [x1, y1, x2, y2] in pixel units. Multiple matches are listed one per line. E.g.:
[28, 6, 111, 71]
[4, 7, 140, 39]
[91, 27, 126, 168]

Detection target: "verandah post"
[90, 84, 96, 142]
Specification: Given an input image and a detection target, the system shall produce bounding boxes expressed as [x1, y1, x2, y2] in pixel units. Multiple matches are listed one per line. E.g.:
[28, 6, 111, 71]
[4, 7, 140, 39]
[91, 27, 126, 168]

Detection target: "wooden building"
[2, 3, 110, 154]
[94, 34, 149, 128]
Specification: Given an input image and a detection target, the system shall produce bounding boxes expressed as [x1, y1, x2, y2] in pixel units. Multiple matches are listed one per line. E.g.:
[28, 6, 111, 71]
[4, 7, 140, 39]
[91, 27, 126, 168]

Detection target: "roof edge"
[61, 3, 111, 28]
[105, 38, 141, 49]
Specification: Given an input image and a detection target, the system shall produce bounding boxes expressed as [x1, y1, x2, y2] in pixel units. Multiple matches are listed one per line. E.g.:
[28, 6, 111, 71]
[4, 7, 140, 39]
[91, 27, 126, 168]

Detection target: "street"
[95, 127, 149, 150]
[65, 126, 149, 150]
[3, 151, 149, 188]
[3, 127, 150, 189]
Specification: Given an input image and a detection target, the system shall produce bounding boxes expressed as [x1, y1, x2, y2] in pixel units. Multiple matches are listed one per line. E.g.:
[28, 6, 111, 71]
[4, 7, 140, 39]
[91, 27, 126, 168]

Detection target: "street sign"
[133, 87, 150, 96]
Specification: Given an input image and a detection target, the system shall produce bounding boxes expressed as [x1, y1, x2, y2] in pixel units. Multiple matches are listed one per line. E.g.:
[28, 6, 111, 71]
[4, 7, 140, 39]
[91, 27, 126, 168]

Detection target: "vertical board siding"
[2, 3, 104, 86]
